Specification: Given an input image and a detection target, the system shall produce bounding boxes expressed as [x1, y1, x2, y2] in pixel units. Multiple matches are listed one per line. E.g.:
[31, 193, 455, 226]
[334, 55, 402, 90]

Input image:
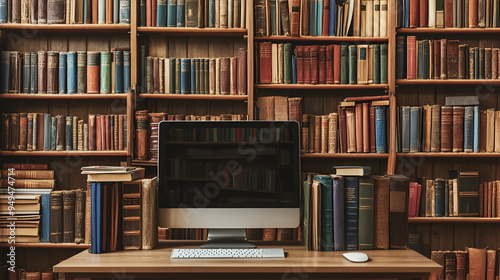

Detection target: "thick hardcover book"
[38, 51, 47, 94]
[444, 251, 457, 280]
[449, 170, 479, 216]
[468, 247, 487, 280]
[401, 106, 410, 153]
[135, 110, 148, 160]
[10, 113, 19, 151]
[430, 251, 445, 280]
[74, 189, 85, 243]
[23, 53, 30, 93]
[77, 52, 87, 94]
[464, 107, 474, 152]
[341, 44, 349, 84]
[87, 52, 100, 93]
[362, 103, 369, 152]
[296, 46, 304, 84]
[148, 113, 166, 161]
[185, 0, 197, 27]
[19, 113, 27, 151]
[40, 194, 50, 242]
[259, 42, 272, 84]
[345, 177, 359, 250]
[100, 52, 111, 94]
[88, 114, 96, 150]
[47, 0, 65, 23]
[120, 0, 130, 22]
[65, 116, 72, 150]
[284, 43, 293, 84]
[355, 103, 363, 152]
[47, 52, 59, 94]
[29, 52, 38, 94]
[122, 180, 142, 250]
[434, 178, 445, 217]
[440, 39, 448, 79]
[410, 107, 419, 152]
[318, 45, 326, 84]
[321, 115, 328, 153]
[357, 45, 368, 84]
[50, 191, 63, 243]
[314, 115, 321, 152]
[441, 106, 453, 152]
[0, 179, 55, 188]
[331, 175, 344, 251]
[479, 48, 485, 79]
[473, 106, 480, 152]
[255, 0, 266, 36]
[27, 114, 33, 151]
[328, 113, 338, 153]
[334, 45, 341, 84]
[452, 106, 464, 152]
[339, 106, 347, 153]
[409, 0, 419, 27]
[311, 45, 319, 84]
[375, 106, 386, 153]
[486, 249, 496, 280]
[459, 45, 467, 79]
[388, 175, 409, 249]
[396, 35, 407, 79]
[370, 107, 376, 153]
[373, 45, 381, 84]
[358, 176, 374, 250]
[142, 178, 158, 250]
[302, 114, 309, 152]
[63, 190, 75, 243]
[447, 40, 459, 79]
[406, 36, 416, 79]
[55, 115, 64, 151]
[485, 48, 492, 79]
[279, 0, 291, 35]
[314, 175, 333, 251]
[374, 176, 389, 249]
[114, 51, 123, 93]
[180, 58, 190, 94]
[58, 53, 66, 94]
[346, 107, 356, 153]
[422, 105, 431, 152]
[478, 0, 485, 26]
[220, 57, 230, 95]
[431, 105, 441, 152]
[455, 251, 467, 280]
[348, 45, 357, 84]
[486, 108, 495, 152]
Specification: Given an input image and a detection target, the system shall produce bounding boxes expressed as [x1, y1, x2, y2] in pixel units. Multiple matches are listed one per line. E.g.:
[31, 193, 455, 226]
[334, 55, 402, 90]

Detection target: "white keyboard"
[171, 248, 285, 259]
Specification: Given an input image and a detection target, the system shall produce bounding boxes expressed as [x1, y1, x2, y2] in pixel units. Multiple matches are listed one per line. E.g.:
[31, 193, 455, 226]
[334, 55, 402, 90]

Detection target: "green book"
[270, 0, 277, 35]
[380, 44, 388, 84]
[302, 180, 311, 250]
[417, 41, 424, 79]
[195, 59, 200, 94]
[341, 44, 349, 84]
[175, 58, 181, 94]
[170, 58, 176, 94]
[100, 52, 111, 94]
[200, 59, 205, 94]
[358, 176, 374, 250]
[348, 45, 357, 85]
[284, 43, 293, 84]
[314, 175, 333, 251]
[373, 45, 380, 84]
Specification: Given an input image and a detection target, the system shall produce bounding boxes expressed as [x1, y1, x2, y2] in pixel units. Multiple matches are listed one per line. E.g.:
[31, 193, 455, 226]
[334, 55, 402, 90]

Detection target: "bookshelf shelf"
[301, 153, 389, 159]
[0, 94, 128, 100]
[138, 94, 248, 101]
[255, 84, 389, 90]
[137, 27, 247, 36]
[397, 28, 500, 34]
[0, 151, 127, 156]
[408, 217, 500, 223]
[397, 152, 500, 158]
[132, 160, 158, 166]
[0, 23, 130, 33]
[0, 243, 90, 248]
[396, 79, 500, 85]
[254, 36, 389, 43]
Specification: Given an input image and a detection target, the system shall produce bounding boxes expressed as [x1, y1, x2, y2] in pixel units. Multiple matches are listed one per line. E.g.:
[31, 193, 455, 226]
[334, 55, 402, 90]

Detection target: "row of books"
[302, 169, 410, 251]
[478, 180, 499, 217]
[0, 50, 131, 95]
[257, 42, 389, 85]
[140, 52, 247, 95]
[397, 37, 500, 80]
[255, 0, 388, 37]
[140, 0, 246, 28]
[1, 268, 54, 280]
[134, 111, 248, 161]
[1, 113, 127, 151]
[430, 248, 500, 280]
[0, 0, 131, 24]
[398, 0, 500, 28]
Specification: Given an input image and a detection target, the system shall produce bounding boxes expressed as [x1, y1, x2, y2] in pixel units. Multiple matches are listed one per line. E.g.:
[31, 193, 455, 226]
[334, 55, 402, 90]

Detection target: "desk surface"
[53, 241, 441, 274]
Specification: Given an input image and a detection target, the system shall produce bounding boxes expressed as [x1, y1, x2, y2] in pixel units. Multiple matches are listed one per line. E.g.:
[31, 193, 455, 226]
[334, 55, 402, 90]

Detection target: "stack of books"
[0, 50, 131, 95]
[479, 180, 500, 217]
[430, 248, 499, 280]
[302, 166, 410, 251]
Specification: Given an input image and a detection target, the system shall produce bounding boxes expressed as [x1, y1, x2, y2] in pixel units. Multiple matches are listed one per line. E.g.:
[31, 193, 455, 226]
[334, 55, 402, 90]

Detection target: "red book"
[345, 95, 389, 102]
[152, 0, 157, 26]
[409, 0, 419, 27]
[408, 182, 419, 217]
[230, 57, 238, 95]
[304, 46, 311, 84]
[456, 251, 467, 280]
[326, 45, 334, 84]
[87, 51, 100, 94]
[434, 40, 441, 79]
[310, 45, 319, 84]
[220, 57, 230, 94]
[333, 44, 341, 84]
[407, 36, 416, 79]
[259, 42, 272, 84]
[296, 46, 304, 84]
[452, 106, 464, 152]
[238, 49, 247, 95]
[370, 106, 376, 153]
[444, 0, 453, 27]
[146, 0, 151, 26]
[95, 115, 101, 151]
[318, 45, 326, 84]
[338, 105, 347, 153]
[290, 0, 300, 36]
[355, 103, 363, 153]
[110, 116, 114, 150]
[322, 0, 330, 36]
[104, 115, 110, 150]
[362, 103, 369, 153]
[37, 113, 44, 151]
[419, 0, 428, 27]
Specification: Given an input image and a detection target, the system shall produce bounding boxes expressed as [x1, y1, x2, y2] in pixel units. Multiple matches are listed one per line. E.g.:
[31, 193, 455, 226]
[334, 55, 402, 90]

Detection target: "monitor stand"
[200, 229, 256, 249]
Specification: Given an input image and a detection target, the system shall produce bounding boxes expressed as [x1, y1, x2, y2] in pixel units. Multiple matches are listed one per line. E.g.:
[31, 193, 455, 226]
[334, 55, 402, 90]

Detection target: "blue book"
[208, 0, 215, 26]
[404, 0, 409, 27]
[50, 117, 57, 150]
[23, 53, 30, 93]
[123, 116, 127, 149]
[270, 0, 277, 35]
[115, 51, 124, 93]
[180, 58, 190, 94]
[67, 52, 76, 94]
[345, 177, 359, 251]
[59, 53, 67, 94]
[444, 180, 449, 217]
[0, 0, 7, 23]
[84, 0, 87, 23]
[168, 0, 177, 26]
[66, 116, 73, 150]
[473, 105, 479, 152]
[292, 55, 297, 84]
[314, 175, 333, 251]
[329, 0, 336, 36]
[91, 183, 97, 253]
[123, 51, 131, 92]
[43, 114, 51, 151]
[176, 0, 185, 27]
[169, 58, 176, 94]
[96, 183, 103, 253]
[98, 0, 106, 23]
[464, 106, 474, 152]
[375, 106, 387, 153]
[332, 176, 344, 251]
[310, 0, 317, 36]
[0, 52, 9, 93]
[434, 179, 445, 217]
[40, 194, 51, 242]
[317, 0, 323, 35]
[113, 0, 119, 23]
[410, 107, 419, 152]
[190, 59, 196, 94]
[157, 0, 167, 26]
[401, 106, 410, 153]
[30, 52, 38, 93]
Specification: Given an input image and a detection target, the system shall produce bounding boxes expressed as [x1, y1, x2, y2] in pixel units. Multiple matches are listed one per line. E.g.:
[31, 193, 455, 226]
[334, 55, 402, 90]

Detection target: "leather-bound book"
[388, 175, 409, 249]
[480, 110, 487, 152]
[26, 113, 33, 151]
[479, 182, 484, 216]
[422, 105, 431, 152]
[328, 113, 338, 153]
[302, 114, 309, 153]
[77, 51, 87, 94]
[220, 57, 230, 94]
[444, 0, 453, 27]
[47, 0, 65, 23]
[230, 57, 238, 94]
[495, 111, 500, 153]
[346, 107, 356, 153]
[238, 49, 247, 95]
[314, 115, 321, 153]
[153, 57, 159, 93]
[358, 176, 374, 250]
[407, 36, 416, 79]
[339, 106, 347, 153]
[74, 189, 85, 243]
[259, 43, 272, 83]
[486, 250, 496, 280]
[87, 52, 99, 94]
[479, 48, 485, 79]
[478, 0, 486, 27]
[304, 46, 311, 84]
[444, 251, 457, 280]
[409, 0, 419, 27]
[254, 0, 266, 36]
[455, 251, 467, 280]
[468, 247, 487, 280]
[38, 51, 47, 94]
[38, 0, 47, 23]
[148, 112, 166, 161]
[2, 114, 10, 151]
[420, 0, 428, 26]
[63, 190, 75, 243]
[430, 251, 445, 280]
[452, 106, 464, 152]
[396, 35, 406, 79]
[370, 106, 376, 153]
[41, 271, 53, 280]
[19, 112, 27, 151]
[441, 106, 453, 152]
[0, 169, 53, 179]
[85, 183, 91, 244]
[135, 110, 148, 160]
[357, 45, 368, 84]
[331, 175, 344, 250]
[12, 0, 21, 22]
[322, 0, 330, 36]
[279, 0, 290, 35]
[257, 96, 275, 120]
[50, 190, 63, 243]
[373, 176, 389, 249]
[492, 48, 498, 79]
[434, 40, 441, 79]
[88, 114, 96, 151]
[486, 182, 491, 217]
[440, 39, 448, 79]
[345, 177, 359, 250]
[262, 228, 277, 241]
[290, 0, 299, 36]
[0, 179, 55, 188]
[334, 44, 341, 84]
[25, 272, 41, 280]
[296, 46, 304, 84]
[122, 180, 142, 250]
[362, 103, 370, 153]
[311, 45, 319, 84]
[95, 115, 102, 150]
[118, 115, 124, 150]
[458, 44, 467, 79]
[72, 116, 78, 150]
[485, 48, 492, 79]
[288, 97, 303, 125]
[318, 45, 326, 84]
[37, 113, 44, 151]
[55, 114, 64, 151]
[320, 115, 328, 153]
[486, 108, 495, 152]
[469, 48, 475, 79]
[355, 103, 363, 153]
[470, 0, 478, 26]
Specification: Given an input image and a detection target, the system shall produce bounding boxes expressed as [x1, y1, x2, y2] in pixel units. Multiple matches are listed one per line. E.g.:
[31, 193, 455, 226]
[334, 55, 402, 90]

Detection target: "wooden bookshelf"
[254, 36, 389, 43]
[397, 152, 500, 158]
[396, 79, 500, 85]
[408, 217, 500, 223]
[0, 94, 128, 100]
[301, 153, 389, 159]
[397, 28, 500, 34]
[137, 27, 247, 36]
[0, 243, 90, 248]
[0, 151, 127, 156]
[138, 94, 248, 101]
[0, 23, 131, 33]
[255, 84, 389, 90]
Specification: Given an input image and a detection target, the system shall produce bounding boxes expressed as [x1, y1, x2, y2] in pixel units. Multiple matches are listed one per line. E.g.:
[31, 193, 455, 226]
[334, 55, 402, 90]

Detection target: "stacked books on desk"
[302, 166, 410, 251]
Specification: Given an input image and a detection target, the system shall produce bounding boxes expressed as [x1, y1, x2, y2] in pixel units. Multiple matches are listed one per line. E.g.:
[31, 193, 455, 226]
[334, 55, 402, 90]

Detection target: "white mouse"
[342, 252, 369, 263]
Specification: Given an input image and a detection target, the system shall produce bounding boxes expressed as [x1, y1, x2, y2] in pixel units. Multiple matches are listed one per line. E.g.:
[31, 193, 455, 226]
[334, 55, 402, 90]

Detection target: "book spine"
[435, 179, 445, 217]
[98, 0, 105, 23]
[114, 51, 123, 93]
[43, 114, 51, 150]
[473, 106, 480, 152]
[348, 45, 357, 84]
[87, 52, 100, 94]
[314, 175, 333, 251]
[284, 43, 293, 84]
[47, 52, 58, 94]
[452, 106, 464, 152]
[431, 105, 441, 152]
[396, 35, 407, 79]
[345, 177, 359, 250]
[18, 113, 27, 151]
[175, 0, 184, 26]
[229, 57, 236, 95]
[40, 194, 50, 242]
[332, 176, 344, 250]
[407, 36, 416, 79]
[66, 52, 76, 94]
[328, 112, 338, 153]
[464, 107, 474, 152]
[23, 53, 30, 93]
[358, 176, 374, 250]
[63, 190, 75, 243]
[100, 52, 111, 94]
[38, 0, 47, 22]
[74, 189, 85, 243]
[66, 116, 72, 150]
[47, 0, 65, 23]
[410, 106, 419, 152]
[27, 114, 33, 151]
[54, 115, 63, 151]
[441, 106, 453, 152]
[375, 106, 387, 153]
[156, 0, 166, 25]
[123, 51, 130, 92]
[321, 115, 328, 153]
[135, 110, 148, 160]
[401, 106, 410, 152]
[77, 52, 87, 94]
[58, 52, 66, 94]
[119, 0, 130, 22]
[373, 44, 381, 84]
[180, 58, 190, 94]
[326, 45, 334, 84]
[220, 57, 230, 94]
[50, 191, 63, 243]
[374, 176, 389, 249]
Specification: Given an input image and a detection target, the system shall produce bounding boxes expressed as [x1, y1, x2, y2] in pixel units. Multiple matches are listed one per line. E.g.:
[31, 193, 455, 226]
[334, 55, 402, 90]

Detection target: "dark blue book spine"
[332, 176, 344, 251]
[435, 179, 445, 217]
[170, 58, 176, 94]
[120, 0, 131, 23]
[168, 0, 176, 26]
[1, 52, 10, 93]
[309, 0, 316, 36]
[292, 55, 297, 84]
[345, 176, 359, 251]
[123, 116, 127, 149]
[50, 117, 56, 150]
[157, 0, 167, 26]
[401, 106, 410, 153]
[464, 106, 474, 152]
[195, 59, 200, 94]
[91, 183, 96, 253]
[30, 52, 38, 93]
[40, 194, 51, 242]
[410, 107, 419, 152]
[191, 58, 196, 94]
[314, 175, 333, 251]
[396, 35, 406, 79]
[444, 180, 449, 217]
[329, 0, 336, 36]
[209, 0, 215, 27]
[376, 106, 387, 153]
[180, 58, 190, 94]
[176, 0, 185, 27]
[123, 51, 131, 92]
[139, 0, 146, 25]
[66, 116, 72, 150]
[115, 51, 124, 93]
[23, 53, 31, 93]
[96, 182, 102, 253]
[59, 53, 67, 94]
[44, 114, 51, 151]
[473, 105, 479, 152]
[67, 52, 76, 94]
[0, 0, 6, 23]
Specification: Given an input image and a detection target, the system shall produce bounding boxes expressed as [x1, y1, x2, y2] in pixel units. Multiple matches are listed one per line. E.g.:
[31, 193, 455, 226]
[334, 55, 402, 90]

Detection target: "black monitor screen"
[158, 121, 301, 209]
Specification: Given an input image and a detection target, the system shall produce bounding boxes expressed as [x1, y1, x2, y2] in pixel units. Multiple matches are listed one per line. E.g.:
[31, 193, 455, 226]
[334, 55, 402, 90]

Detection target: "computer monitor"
[158, 121, 301, 248]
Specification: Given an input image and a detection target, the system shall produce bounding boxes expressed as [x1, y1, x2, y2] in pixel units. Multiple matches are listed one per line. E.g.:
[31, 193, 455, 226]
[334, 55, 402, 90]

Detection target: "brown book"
[459, 45, 467, 79]
[47, 51, 59, 94]
[497, 181, 500, 217]
[257, 96, 275, 120]
[88, 114, 96, 151]
[47, 0, 65, 23]
[38, 51, 47, 94]
[486, 108, 495, 153]
[135, 110, 149, 160]
[9, 113, 19, 151]
[468, 247, 487, 280]
[153, 57, 159, 93]
[0, 179, 55, 188]
[328, 113, 338, 153]
[276, 228, 294, 241]
[25, 272, 41, 280]
[441, 106, 453, 152]
[122, 180, 142, 250]
[318, 45, 326, 84]
[238, 49, 247, 95]
[310, 180, 321, 250]
[50, 190, 63, 243]
[487, 182, 492, 217]
[373, 176, 389, 249]
[334, 44, 341, 84]
[290, 0, 299, 36]
[83, 123, 88, 150]
[320, 115, 328, 153]
[0, 170, 54, 179]
[487, 249, 496, 280]
[434, 40, 441, 79]
[296, 46, 304, 84]
[388, 175, 409, 249]
[246, 229, 263, 240]
[302, 114, 309, 153]
[308, 114, 315, 153]
[310, 45, 319, 84]
[275, 96, 288, 120]
[262, 228, 277, 241]
[355, 103, 363, 153]
[19, 112, 27, 151]
[220, 57, 230, 95]
[148, 113, 167, 161]
[288, 97, 303, 125]
[479, 182, 484, 217]
[444, 0, 453, 27]
[440, 39, 448, 79]
[346, 107, 356, 153]
[480, 48, 485, 79]
[2, 163, 48, 170]
[230, 57, 237, 95]
[87, 51, 100, 94]
[63, 190, 75, 243]
[452, 106, 464, 152]
[496, 111, 500, 153]
[304, 46, 311, 84]
[2, 114, 9, 150]
[146, 57, 153, 93]
[72, 116, 78, 150]
[300, 0, 309, 36]
[85, 183, 91, 244]
[478, 0, 486, 27]
[430, 251, 445, 280]
[314, 115, 321, 153]
[362, 103, 370, 153]
[480, 110, 487, 152]
[470, 48, 475, 79]
[326, 45, 334, 84]
[456, 251, 468, 280]
[485, 48, 492, 79]
[447, 40, 459, 79]
[409, 0, 419, 27]
[422, 105, 432, 152]
[74, 189, 85, 244]
[279, 0, 291, 35]
[444, 251, 457, 280]
[470, 0, 478, 26]
[118, 115, 124, 150]
[492, 49, 498, 79]
[55, 114, 64, 151]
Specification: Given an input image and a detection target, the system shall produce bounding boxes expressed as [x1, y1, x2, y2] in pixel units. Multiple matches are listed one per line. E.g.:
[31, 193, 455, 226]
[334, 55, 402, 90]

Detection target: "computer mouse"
[342, 252, 369, 263]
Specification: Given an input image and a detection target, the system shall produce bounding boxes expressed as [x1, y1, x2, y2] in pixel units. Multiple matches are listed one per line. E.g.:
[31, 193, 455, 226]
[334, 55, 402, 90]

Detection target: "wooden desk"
[53, 241, 441, 280]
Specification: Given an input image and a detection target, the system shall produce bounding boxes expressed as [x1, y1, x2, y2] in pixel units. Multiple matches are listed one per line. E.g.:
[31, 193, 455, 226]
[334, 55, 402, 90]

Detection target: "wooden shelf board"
[397, 28, 500, 34]
[0, 23, 130, 33]
[0, 151, 127, 156]
[409, 217, 500, 223]
[397, 152, 500, 158]
[255, 84, 389, 90]
[301, 153, 389, 159]
[138, 94, 248, 100]
[254, 36, 389, 42]
[396, 79, 500, 85]
[0, 93, 128, 100]
[137, 27, 247, 36]
[0, 243, 90, 248]
[132, 160, 158, 166]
